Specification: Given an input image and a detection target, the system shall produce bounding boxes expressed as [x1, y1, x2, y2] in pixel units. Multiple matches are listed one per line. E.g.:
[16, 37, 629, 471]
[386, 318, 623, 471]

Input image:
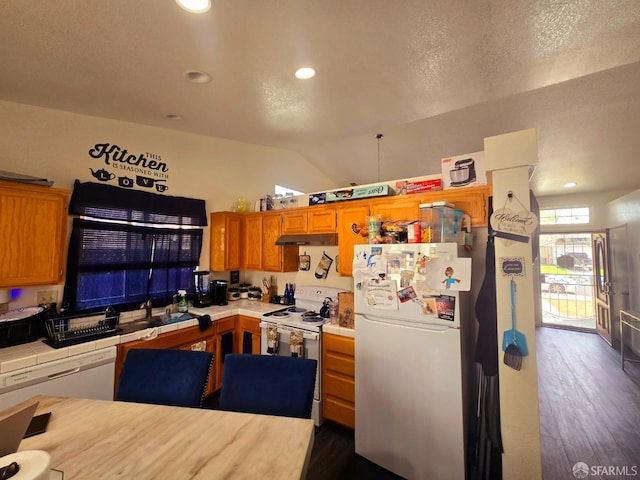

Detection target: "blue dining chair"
[116, 348, 214, 408]
[219, 354, 317, 419]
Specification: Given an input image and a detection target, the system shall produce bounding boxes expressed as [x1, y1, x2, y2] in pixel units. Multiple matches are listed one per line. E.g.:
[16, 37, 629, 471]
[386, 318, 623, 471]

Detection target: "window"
[540, 207, 590, 225]
[275, 184, 304, 197]
[63, 181, 206, 314]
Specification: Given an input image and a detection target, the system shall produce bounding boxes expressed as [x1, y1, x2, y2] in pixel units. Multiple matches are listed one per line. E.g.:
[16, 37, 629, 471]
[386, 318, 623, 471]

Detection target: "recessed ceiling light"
[183, 70, 212, 84]
[166, 114, 183, 120]
[176, 0, 211, 13]
[564, 182, 577, 188]
[295, 67, 316, 80]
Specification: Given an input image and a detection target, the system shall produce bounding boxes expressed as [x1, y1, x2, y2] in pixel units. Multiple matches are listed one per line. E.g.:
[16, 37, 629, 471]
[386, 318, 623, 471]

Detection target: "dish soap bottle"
[178, 290, 188, 313]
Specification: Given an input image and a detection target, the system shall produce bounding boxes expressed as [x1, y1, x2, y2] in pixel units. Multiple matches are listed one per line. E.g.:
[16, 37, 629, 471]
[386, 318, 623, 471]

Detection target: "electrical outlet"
[37, 290, 58, 305]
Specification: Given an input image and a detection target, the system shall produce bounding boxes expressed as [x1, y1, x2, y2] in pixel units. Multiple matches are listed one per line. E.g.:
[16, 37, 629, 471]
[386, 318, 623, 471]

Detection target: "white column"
[485, 129, 542, 480]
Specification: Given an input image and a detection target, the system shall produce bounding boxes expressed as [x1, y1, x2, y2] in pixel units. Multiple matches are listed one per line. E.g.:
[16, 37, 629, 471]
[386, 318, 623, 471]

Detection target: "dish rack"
[44, 308, 120, 348]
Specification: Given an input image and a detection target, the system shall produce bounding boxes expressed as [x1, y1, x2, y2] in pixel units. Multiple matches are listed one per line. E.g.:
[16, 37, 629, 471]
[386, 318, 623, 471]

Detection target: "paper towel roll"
[0, 450, 51, 480]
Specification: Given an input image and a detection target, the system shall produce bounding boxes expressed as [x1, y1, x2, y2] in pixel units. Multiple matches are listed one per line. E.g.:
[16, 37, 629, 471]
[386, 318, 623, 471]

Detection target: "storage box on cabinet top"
[396, 175, 442, 194]
[325, 183, 395, 202]
[308, 192, 326, 205]
[441, 151, 487, 189]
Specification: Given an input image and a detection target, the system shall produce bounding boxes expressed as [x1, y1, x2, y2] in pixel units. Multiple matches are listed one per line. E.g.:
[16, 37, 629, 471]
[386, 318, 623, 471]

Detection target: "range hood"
[275, 233, 338, 246]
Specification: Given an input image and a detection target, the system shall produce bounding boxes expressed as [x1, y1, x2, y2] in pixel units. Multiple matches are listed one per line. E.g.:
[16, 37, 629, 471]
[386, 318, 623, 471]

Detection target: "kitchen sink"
[117, 313, 197, 334]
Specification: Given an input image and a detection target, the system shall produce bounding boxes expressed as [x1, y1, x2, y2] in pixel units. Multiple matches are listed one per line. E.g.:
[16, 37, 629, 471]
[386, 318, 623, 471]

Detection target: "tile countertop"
[0, 300, 282, 374]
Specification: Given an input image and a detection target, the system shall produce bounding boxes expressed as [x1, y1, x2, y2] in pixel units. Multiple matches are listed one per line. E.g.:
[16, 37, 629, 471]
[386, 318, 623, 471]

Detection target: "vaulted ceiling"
[2, 1, 639, 196]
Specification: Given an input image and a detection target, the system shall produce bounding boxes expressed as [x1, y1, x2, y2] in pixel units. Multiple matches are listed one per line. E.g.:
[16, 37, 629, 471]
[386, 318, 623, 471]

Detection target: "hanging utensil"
[502, 278, 528, 370]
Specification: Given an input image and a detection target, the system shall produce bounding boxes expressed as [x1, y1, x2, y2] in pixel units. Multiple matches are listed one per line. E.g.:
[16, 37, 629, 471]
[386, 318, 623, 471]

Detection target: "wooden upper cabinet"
[211, 185, 490, 276]
[423, 186, 490, 228]
[242, 213, 263, 271]
[369, 196, 422, 223]
[282, 209, 308, 234]
[261, 212, 283, 271]
[0, 180, 70, 288]
[367, 185, 491, 227]
[261, 212, 298, 272]
[308, 206, 336, 233]
[282, 206, 336, 234]
[336, 204, 370, 277]
[209, 212, 243, 271]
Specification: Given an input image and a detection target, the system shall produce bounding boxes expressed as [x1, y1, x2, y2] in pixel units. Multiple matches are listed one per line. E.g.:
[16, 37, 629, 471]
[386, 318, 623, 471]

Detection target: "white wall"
[537, 190, 632, 233]
[0, 100, 339, 309]
[606, 189, 640, 353]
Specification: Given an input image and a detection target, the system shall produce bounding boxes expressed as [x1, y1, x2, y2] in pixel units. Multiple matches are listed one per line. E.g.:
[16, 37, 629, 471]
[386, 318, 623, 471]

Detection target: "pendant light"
[376, 133, 383, 182]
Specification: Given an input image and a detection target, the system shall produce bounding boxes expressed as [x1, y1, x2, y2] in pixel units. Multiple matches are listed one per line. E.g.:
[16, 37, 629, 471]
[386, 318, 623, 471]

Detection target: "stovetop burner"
[302, 316, 325, 324]
[286, 306, 307, 314]
[261, 286, 344, 331]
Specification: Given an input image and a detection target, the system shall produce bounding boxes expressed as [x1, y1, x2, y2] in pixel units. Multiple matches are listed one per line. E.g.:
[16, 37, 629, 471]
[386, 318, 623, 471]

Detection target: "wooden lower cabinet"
[115, 315, 266, 397]
[322, 333, 355, 429]
[115, 324, 217, 398]
[236, 315, 261, 354]
[215, 316, 236, 391]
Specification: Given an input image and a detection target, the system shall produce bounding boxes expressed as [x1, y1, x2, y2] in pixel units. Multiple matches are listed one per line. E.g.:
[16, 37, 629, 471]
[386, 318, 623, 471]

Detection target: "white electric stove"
[260, 285, 343, 426]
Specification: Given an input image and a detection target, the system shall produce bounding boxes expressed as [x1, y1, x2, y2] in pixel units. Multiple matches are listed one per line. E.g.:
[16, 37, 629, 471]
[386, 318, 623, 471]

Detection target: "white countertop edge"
[0, 301, 284, 374]
[322, 324, 355, 338]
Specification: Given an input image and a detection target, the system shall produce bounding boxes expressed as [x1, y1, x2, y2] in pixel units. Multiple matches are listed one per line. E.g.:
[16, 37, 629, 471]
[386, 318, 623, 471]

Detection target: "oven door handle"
[260, 322, 319, 341]
[299, 331, 319, 341]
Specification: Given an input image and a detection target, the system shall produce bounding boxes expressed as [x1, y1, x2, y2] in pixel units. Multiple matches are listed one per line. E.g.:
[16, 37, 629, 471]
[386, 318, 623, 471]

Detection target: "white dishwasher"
[0, 346, 117, 410]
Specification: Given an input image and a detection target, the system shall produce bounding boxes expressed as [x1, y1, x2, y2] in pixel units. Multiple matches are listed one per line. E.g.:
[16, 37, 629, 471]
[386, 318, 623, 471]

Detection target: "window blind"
[68, 180, 207, 226]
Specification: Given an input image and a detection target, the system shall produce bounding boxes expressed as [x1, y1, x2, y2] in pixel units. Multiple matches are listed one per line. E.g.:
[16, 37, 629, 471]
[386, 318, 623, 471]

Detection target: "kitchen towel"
[198, 314, 212, 332]
[290, 330, 304, 358]
[0, 450, 50, 480]
[266, 325, 279, 355]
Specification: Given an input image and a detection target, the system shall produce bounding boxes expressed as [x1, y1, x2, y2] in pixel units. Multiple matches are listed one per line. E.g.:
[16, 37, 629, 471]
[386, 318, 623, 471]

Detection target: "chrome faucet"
[140, 299, 153, 319]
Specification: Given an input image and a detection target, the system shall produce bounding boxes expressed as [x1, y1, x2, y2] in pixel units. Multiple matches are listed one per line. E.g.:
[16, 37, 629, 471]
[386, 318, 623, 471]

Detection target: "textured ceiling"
[1, 0, 640, 196]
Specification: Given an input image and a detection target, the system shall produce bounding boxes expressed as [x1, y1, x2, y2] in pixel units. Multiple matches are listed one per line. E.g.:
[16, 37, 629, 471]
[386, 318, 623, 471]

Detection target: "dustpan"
[502, 279, 528, 365]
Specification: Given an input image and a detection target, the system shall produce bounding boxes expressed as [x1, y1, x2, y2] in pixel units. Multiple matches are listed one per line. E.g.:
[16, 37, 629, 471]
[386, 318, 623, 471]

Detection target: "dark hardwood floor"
[204, 329, 640, 479]
[537, 327, 640, 480]
[306, 421, 403, 480]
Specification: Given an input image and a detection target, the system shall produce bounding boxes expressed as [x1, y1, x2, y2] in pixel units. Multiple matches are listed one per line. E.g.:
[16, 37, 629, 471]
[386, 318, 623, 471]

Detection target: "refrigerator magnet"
[398, 286, 417, 303]
[425, 257, 472, 291]
[435, 295, 456, 321]
[364, 278, 398, 310]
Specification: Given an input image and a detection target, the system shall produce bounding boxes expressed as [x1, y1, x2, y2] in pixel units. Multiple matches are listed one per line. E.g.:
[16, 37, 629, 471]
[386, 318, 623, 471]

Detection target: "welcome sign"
[87, 142, 170, 193]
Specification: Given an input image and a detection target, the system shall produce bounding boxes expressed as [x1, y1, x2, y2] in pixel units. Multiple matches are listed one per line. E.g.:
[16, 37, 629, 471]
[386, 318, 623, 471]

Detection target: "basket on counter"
[44, 307, 120, 348]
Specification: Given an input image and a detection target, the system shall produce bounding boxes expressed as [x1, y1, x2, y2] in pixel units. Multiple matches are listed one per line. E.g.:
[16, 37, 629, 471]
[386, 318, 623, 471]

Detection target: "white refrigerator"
[353, 243, 470, 480]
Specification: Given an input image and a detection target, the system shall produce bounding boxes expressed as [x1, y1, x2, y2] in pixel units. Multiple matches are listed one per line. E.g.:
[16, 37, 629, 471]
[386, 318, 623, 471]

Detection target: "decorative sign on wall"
[490, 191, 538, 245]
[87, 142, 170, 193]
[500, 257, 525, 277]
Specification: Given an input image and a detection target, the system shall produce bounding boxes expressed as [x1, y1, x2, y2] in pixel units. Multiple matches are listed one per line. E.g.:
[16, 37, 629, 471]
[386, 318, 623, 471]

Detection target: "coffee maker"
[210, 279, 229, 306]
[193, 270, 212, 307]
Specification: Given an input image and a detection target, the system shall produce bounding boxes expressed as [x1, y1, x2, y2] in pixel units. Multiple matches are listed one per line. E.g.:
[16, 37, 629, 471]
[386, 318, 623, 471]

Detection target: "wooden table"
[17, 395, 314, 479]
[620, 310, 640, 371]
